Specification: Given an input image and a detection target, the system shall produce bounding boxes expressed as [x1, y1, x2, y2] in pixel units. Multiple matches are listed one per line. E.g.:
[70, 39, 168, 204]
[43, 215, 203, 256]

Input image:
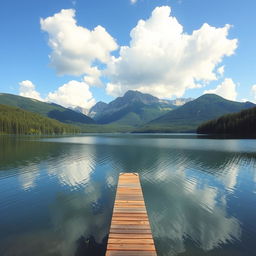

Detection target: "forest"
[197, 106, 256, 135]
[0, 104, 80, 135]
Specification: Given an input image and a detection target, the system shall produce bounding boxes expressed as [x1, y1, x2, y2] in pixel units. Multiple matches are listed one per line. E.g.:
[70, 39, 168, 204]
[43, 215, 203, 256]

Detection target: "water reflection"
[0, 135, 255, 256]
[48, 158, 95, 188]
[19, 164, 40, 190]
[220, 165, 240, 193]
[143, 166, 241, 255]
[50, 182, 111, 256]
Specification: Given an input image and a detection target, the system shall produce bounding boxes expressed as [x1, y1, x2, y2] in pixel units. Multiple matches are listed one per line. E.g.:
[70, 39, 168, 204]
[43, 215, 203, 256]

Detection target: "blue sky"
[0, 0, 256, 109]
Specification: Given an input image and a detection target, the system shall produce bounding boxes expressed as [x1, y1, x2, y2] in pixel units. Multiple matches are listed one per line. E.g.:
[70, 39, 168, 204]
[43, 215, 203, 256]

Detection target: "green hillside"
[0, 93, 95, 124]
[135, 94, 255, 132]
[197, 106, 256, 135]
[0, 104, 80, 135]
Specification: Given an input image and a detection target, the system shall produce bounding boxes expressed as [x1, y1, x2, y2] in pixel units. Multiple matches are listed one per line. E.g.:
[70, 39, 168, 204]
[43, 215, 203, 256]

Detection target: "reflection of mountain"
[1, 135, 256, 256]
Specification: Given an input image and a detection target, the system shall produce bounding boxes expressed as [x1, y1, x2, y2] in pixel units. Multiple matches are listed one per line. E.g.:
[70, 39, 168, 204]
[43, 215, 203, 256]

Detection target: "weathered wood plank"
[106, 251, 157, 256]
[107, 244, 155, 251]
[108, 233, 153, 239]
[108, 238, 154, 244]
[105, 173, 157, 255]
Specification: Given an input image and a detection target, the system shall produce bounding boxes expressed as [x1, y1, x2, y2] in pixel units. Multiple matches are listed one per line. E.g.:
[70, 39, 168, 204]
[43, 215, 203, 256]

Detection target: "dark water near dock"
[0, 134, 256, 256]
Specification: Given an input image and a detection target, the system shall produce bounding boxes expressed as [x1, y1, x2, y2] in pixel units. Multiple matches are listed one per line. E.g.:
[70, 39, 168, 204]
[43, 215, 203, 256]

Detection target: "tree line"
[197, 106, 256, 135]
[0, 104, 80, 135]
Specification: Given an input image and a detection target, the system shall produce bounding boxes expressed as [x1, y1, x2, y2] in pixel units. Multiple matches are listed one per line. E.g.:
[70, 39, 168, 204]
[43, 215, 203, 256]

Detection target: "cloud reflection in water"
[143, 163, 241, 255]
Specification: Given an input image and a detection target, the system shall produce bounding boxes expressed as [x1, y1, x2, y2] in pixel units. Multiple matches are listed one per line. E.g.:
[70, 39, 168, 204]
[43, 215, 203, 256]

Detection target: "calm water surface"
[0, 134, 256, 256]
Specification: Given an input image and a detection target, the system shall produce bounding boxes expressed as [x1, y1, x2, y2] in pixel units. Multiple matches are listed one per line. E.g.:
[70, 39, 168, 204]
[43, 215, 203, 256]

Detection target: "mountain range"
[136, 94, 255, 132]
[0, 104, 79, 135]
[0, 93, 95, 125]
[88, 90, 181, 126]
[0, 91, 255, 133]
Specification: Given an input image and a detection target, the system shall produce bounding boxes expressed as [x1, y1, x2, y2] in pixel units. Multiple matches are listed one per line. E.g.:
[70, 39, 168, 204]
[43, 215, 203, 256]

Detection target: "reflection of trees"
[1, 135, 255, 256]
[0, 136, 67, 170]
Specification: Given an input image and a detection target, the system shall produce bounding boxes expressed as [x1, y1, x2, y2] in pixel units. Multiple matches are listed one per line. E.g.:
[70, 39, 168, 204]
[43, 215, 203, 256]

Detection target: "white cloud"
[47, 80, 96, 109]
[204, 78, 237, 101]
[19, 80, 43, 101]
[217, 65, 225, 77]
[106, 6, 238, 98]
[19, 79, 95, 110]
[83, 66, 102, 86]
[130, 0, 137, 4]
[40, 9, 118, 76]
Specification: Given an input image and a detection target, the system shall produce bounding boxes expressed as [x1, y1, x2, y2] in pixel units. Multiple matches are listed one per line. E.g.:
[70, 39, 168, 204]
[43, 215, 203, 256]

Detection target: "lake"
[0, 134, 256, 256]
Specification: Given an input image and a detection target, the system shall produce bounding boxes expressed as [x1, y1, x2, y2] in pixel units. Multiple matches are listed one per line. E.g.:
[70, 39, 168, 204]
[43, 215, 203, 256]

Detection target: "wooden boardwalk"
[105, 173, 157, 256]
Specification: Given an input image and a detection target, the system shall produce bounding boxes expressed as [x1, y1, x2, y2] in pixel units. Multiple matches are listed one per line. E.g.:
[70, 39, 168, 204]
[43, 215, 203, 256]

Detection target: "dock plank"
[105, 173, 157, 256]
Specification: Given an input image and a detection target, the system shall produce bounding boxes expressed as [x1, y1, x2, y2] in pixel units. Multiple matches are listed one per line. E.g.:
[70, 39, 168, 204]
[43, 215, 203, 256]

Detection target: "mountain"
[197, 106, 256, 135]
[0, 93, 95, 125]
[88, 101, 108, 119]
[0, 104, 80, 134]
[136, 94, 256, 132]
[72, 106, 89, 115]
[88, 90, 177, 126]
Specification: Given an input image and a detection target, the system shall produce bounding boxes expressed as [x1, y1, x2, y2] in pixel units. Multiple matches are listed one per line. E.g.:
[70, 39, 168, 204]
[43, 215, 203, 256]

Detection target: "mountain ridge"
[135, 94, 255, 132]
[0, 104, 80, 134]
[0, 93, 95, 125]
[88, 90, 193, 126]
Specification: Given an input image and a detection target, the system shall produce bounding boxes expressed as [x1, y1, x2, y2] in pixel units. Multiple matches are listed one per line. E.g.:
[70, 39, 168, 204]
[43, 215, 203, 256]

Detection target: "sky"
[0, 0, 256, 110]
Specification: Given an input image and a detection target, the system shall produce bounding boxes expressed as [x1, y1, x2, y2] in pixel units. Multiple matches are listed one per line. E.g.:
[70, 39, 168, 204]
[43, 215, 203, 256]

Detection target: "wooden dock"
[105, 173, 157, 256]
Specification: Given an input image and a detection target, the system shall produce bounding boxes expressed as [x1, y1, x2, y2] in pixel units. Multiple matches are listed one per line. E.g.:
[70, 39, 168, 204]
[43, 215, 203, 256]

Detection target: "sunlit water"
[0, 134, 256, 256]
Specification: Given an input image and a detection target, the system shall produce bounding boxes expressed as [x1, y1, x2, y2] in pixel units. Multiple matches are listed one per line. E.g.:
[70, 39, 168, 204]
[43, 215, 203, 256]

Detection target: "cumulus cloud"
[40, 9, 118, 76]
[106, 6, 238, 98]
[19, 80, 43, 101]
[83, 66, 102, 86]
[204, 78, 237, 101]
[217, 65, 225, 77]
[47, 80, 96, 109]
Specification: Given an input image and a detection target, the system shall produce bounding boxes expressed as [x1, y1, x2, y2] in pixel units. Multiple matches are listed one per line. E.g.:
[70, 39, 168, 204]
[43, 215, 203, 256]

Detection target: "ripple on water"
[0, 135, 256, 256]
